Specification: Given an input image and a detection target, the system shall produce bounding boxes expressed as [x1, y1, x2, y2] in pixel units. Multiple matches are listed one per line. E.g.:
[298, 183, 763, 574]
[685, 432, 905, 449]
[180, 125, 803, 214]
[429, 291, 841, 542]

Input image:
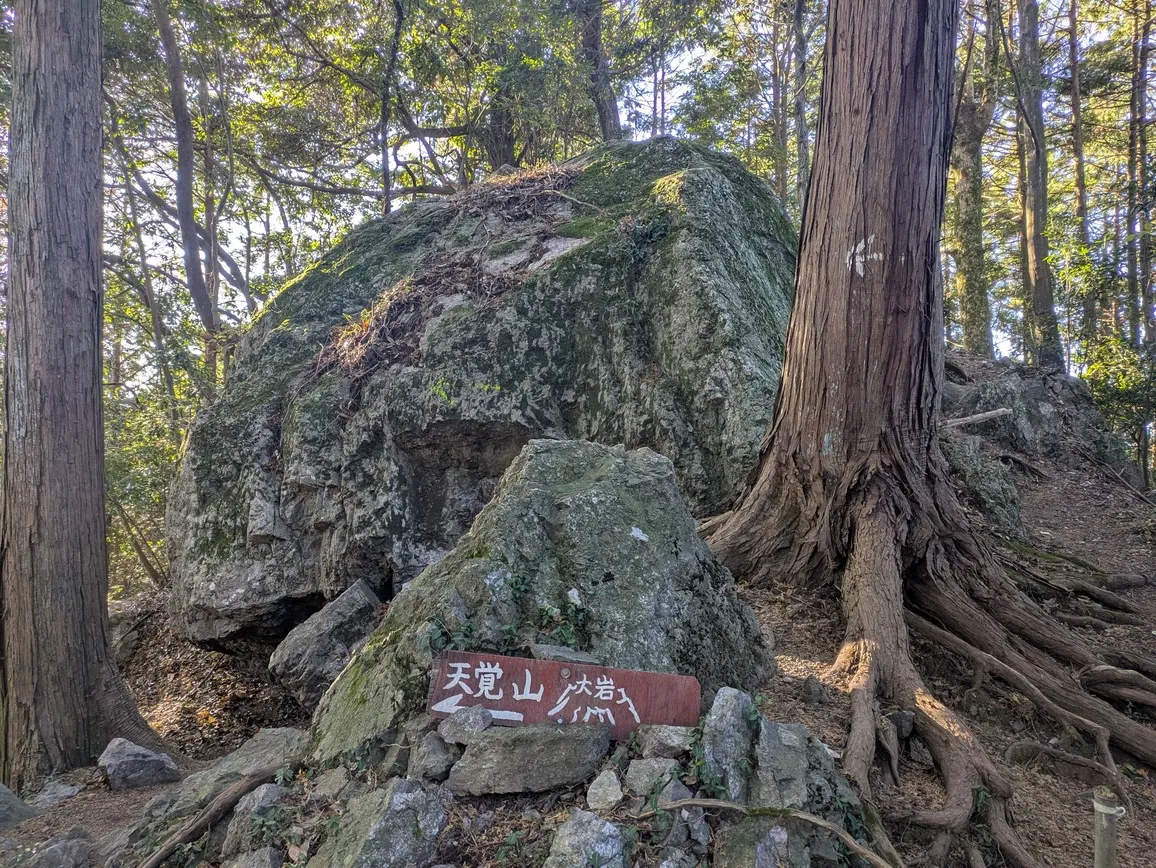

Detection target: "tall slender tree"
[706, 0, 1156, 860]
[2, 0, 162, 790]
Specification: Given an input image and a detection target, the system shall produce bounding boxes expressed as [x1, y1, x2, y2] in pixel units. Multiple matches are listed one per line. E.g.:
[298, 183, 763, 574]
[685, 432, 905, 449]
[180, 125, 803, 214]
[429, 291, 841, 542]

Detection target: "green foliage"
[1084, 338, 1156, 443]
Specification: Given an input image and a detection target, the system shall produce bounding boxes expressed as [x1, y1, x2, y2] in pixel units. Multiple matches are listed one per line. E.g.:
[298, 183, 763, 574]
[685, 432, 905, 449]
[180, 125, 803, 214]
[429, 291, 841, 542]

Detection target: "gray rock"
[221, 783, 289, 857]
[701, 687, 755, 803]
[800, 676, 829, 709]
[222, 846, 285, 868]
[268, 580, 383, 706]
[637, 725, 694, 759]
[307, 778, 447, 868]
[314, 441, 771, 764]
[29, 781, 83, 809]
[407, 732, 458, 782]
[715, 821, 792, 868]
[170, 728, 306, 818]
[658, 851, 699, 868]
[98, 739, 180, 791]
[9, 828, 92, 868]
[543, 809, 625, 868]
[108, 604, 144, 668]
[586, 768, 623, 811]
[909, 736, 935, 766]
[436, 706, 493, 745]
[658, 779, 693, 847]
[530, 643, 601, 665]
[940, 433, 1022, 535]
[0, 783, 37, 829]
[887, 709, 915, 740]
[446, 724, 609, 795]
[310, 767, 350, 801]
[750, 721, 810, 809]
[623, 758, 680, 796]
[168, 138, 796, 647]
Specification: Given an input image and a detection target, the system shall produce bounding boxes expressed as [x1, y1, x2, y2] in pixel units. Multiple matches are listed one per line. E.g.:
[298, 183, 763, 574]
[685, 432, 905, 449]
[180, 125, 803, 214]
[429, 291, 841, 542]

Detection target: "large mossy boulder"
[311, 439, 772, 765]
[167, 137, 796, 644]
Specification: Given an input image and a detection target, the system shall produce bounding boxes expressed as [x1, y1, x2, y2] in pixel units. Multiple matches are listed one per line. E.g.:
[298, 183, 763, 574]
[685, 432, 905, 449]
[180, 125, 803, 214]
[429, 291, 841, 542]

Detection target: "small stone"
[447, 724, 609, 795]
[659, 779, 693, 847]
[908, 736, 935, 767]
[16, 828, 92, 868]
[474, 810, 495, 833]
[586, 769, 624, 811]
[749, 720, 810, 809]
[222, 846, 285, 868]
[0, 783, 36, 831]
[637, 725, 694, 759]
[29, 780, 83, 809]
[407, 732, 459, 783]
[437, 706, 493, 745]
[624, 758, 680, 796]
[98, 739, 180, 791]
[543, 809, 625, 868]
[801, 675, 829, 708]
[700, 687, 755, 804]
[530, 643, 601, 665]
[310, 767, 350, 801]
[887, 709, 915, 740]
[658, 850, 698, 868]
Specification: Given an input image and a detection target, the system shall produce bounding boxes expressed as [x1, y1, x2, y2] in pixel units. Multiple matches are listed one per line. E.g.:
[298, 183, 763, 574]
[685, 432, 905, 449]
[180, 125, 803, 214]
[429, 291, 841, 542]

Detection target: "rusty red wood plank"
[427, 651, 701, 742]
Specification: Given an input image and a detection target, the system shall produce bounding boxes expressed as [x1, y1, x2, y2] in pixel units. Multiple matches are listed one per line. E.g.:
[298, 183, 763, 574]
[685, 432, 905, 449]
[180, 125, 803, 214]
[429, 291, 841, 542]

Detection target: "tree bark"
[575, 0, 623, 140]
[381, 0, 404, 214]
[152, 0, 216, 336]
[793, 0, 810, 208]
[3, 0, 164, 791]
[704, 0, 1156, 860]
[1016, 0, 1064, 368]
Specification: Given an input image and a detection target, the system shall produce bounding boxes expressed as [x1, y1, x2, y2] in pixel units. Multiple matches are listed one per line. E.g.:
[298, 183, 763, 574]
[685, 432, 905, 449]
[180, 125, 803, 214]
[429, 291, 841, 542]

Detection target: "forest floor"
[5, 389, 1156, 866]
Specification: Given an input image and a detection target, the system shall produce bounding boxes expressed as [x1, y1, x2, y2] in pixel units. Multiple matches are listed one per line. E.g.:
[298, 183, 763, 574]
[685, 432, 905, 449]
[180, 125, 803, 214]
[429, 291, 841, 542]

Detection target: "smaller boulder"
[637, 725, 694, 759]
[98, 739, 180, 791]
[10, 828, 91, 868]
[586, 768, 623, 811]
[437, 706, 493, 745]
[543, 810, 625, 868]
[221, 783, 288, 857]
[310, 767, 350, 802]
[623, 758, 680, 796]
[700, 688, 755, 803]
[446, 724, 609, 795]
[407, 732, 459, 783]
[29, 781, 83, 809]
[887, 709, 915, 740]
[0, 783, 37, 829]
[801, 676, 829, 709]
[269, 579, 384, 706]
[222, 847, 284, 868]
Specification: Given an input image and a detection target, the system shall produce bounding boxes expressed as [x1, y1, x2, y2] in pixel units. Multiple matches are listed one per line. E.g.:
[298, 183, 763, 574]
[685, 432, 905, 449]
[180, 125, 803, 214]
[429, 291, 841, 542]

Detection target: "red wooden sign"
[427, 651, 701, 741]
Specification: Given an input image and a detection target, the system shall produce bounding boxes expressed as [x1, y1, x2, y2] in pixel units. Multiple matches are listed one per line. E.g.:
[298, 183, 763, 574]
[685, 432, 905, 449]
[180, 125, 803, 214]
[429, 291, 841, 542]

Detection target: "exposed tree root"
[707, 444, 1155, 866]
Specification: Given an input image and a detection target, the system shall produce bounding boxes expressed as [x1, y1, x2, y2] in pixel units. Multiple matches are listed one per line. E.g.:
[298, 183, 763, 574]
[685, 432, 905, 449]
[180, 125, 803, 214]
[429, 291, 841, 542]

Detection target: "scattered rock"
[530, 643, 601, 665]
[637, 724, 694, 759]
[909, 736, 935, 767]
[268, 579, 384, 706]
[586, 768, 624, 811]
[108, 604, 144, 667]
[749, 721, 810, 809]
[310, 767, 350, 802]
[98, 739, 180, 791]
[0, 785, 39, 831]
[624, 757, 680, 796]
[7, 828, 92, 868]
[714, 821, 792, 868]
[701, 687, 755, 803]
[221, 783, 288, 858]
[222, 846, 286, 868]
[29, 781, 83, 809]
[168, 138, 797, 647]
[887, 709, 915, 740]
[314, 441, 771, 764]
[658, 779, 694, 847]
[543, 809, 625, 868]
[658, 851, 699, 868]
[407, 732, 459, 782]
[436, 706, 493, 745]
[446, 724, 609, 795]
[800, 675, 829, 708]
[307, 778, 448, 868]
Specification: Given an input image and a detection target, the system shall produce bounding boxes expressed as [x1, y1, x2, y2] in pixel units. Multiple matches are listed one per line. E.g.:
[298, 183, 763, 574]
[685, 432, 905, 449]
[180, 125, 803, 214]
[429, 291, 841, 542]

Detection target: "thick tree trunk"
[3, 0, 164, 791]
[705, 0, 1156, 861]
[1017, 0, 1064, 368]
[153, 0, 216, 336]
[575, 0, 623, 140]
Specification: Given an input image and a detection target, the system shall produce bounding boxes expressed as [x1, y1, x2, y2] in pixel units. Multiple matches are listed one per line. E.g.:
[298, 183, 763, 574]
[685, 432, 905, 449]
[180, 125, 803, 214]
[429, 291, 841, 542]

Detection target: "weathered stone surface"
[108, 603, 144, 668]
[701, 687, 756, 803]
[313, 440, 770, 763]
[407, 732, 458, 782]
[170, 728, 306, 818]
[269, 579, 383, 706]
[436, 706, 493, 745]
[221, 783, 288, 857]
[168, 137, 797, 645]
[0, 784, 36, 830]
[307, 778, 447, 868]
[222, 847, 284, 868]
[445, 724, 609, 795]
[543, 810, 625, 868]
[638, 724, 694, 759]
[29, 781, 83, 809]
[5, 828, 91, 868]
[98, 739, 180, 791]
[887, 709, 915, 740]
[940, 432, 1022, 535]
[530, 643, 601, 664]
[624, 758, 680, 796]
[586, 768, 624, 811]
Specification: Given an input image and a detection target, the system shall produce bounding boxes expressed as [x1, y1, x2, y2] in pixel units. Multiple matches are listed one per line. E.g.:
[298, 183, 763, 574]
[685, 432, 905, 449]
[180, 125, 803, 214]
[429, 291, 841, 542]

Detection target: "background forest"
[0, 0, 1149, 599]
